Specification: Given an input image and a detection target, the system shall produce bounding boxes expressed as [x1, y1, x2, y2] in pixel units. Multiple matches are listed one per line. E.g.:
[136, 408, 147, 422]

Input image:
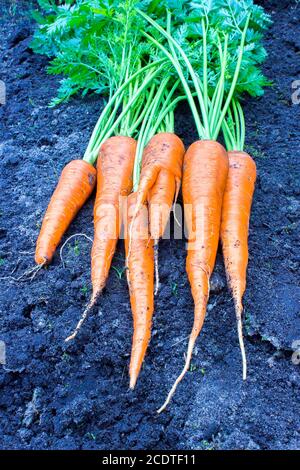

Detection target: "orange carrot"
[65, 136, 136, 342]
[125, 192, 154, 390]
[124, 132, 184, 386]
[158, 140, 228, 413]
[135, 133, 184, 216]
[35, 160, 96, 265]
[220, 150, 257, 380]
[91, 136, 136, 301]
[133, 133, 184, 292]
[148, 169, 176, 242]
[148, 169, 176, 293]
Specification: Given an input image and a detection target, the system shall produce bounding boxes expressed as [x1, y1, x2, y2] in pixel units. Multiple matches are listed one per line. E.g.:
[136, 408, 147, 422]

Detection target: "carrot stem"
[83, 59, 166, 164]
[133, 76, 170, 190]
[212, 14, 250, 139]
[140, 30, 205, 138]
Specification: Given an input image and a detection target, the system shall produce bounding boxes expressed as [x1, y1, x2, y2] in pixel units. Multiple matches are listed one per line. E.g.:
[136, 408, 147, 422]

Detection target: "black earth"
[0, 0, 299, 451]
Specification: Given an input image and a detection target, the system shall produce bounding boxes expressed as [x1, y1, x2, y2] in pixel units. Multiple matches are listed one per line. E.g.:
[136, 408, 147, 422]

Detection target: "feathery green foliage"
[31, 0, 271, 155]
[31, 0, 150, 106]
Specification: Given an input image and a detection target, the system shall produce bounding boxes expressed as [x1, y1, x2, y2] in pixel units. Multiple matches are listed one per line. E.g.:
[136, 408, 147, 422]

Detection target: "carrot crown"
[222, 98, 246, 152]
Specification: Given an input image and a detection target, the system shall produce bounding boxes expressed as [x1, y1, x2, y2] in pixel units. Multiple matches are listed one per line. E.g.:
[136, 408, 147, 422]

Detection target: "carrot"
[65, 69, 180, 342]
[158, 140, 228, 413]
[148, 169, 176, 242]
[125, 192, 154, 389]
[133, 132, 184, 292]
[65, 136, 136, 342]
[91, 136, 136, 301]
[135, 133, 184, 214]
[35, 160, 96, 265]
[148, 169, 176, 293]
[140, 10, 254, 412]
[220, 150, 256, 380]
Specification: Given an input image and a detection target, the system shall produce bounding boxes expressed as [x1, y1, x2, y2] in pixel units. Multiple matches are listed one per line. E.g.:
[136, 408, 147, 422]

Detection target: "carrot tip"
[64, 292, 99, 343]
[65, 334, 75, 343]
[235, 305, 247, 381]
[158, 338, 195, 413]
[154, 242, 160, 296]
[129, 376, 137, 390]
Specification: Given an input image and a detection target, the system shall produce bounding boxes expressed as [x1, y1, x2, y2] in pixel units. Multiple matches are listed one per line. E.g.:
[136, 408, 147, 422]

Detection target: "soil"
[0, 0, 299, 451]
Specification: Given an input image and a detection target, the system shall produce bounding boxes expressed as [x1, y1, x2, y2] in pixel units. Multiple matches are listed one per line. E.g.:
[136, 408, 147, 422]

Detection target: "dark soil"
[0, 0, 299, 451]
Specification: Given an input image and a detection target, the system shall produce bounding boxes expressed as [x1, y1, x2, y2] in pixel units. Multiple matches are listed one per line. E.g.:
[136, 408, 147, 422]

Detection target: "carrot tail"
[157, 280, 207, 413]
[35, 160, 96, 265]
[154, 240, 160, 296]
[235, 302, 247, 381]
[157, 331, 197, 414]
[65, 297, 97, 342]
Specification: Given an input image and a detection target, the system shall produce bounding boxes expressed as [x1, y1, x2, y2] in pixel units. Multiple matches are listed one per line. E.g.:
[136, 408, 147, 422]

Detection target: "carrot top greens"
[31, 1, 172, 165]
[138, 0, 271, 141]
[31, 1, 186, 174]
[31, 0, 271, 161]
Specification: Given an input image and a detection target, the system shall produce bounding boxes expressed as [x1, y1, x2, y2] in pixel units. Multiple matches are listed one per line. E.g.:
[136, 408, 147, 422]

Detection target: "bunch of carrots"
[31, 0, 271, 411]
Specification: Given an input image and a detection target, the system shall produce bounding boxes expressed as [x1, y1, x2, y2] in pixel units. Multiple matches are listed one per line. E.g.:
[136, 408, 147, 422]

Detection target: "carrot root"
[157, 333, 197, 414]
[154, 241, 160, 296]
[65, 293, 99, 342]
[236, 303, 247, 380]
[0, 261, 46, 283]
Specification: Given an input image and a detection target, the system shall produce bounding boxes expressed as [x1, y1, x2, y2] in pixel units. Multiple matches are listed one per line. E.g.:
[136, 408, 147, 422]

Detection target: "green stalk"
[211, 14, 250, 140]
[132, 77, 170, 191]
[232, 98, 241, 150]
[141, 30, 205, 138]
[202, 19, 209, 117]
[151, 93, 193, 136]
[89, 66, 164, 163]
[209, 35, 228, 136]
[83, 59, 165, 163]
[165, 11, 210, 137]
[129, 84, 156, 135]
[222, 98, 246, 152]
[237, 99, 246, 150]
[222, 119, 236, 151]
[166, 109, 175, 133]
[139, 9, 250, 143]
